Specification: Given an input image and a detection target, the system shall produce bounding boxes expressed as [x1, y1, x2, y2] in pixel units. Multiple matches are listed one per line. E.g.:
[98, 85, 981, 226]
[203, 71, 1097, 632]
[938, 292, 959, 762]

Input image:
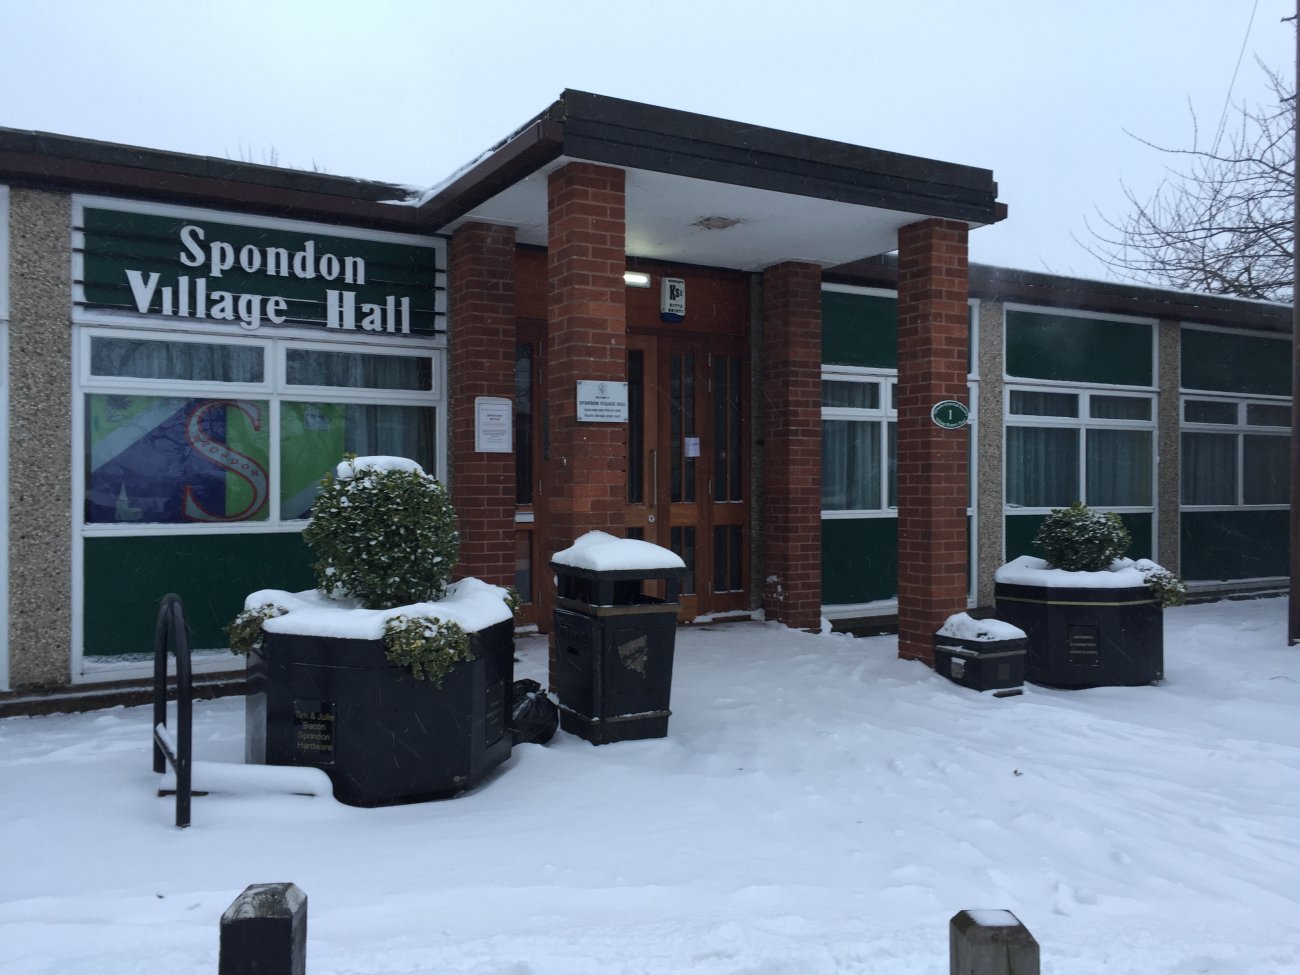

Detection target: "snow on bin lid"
[994, 554, 1149, 589]
[335, 456, 426, 480]
[551, 531, 686, 572]
[937, 612, 1026, 642]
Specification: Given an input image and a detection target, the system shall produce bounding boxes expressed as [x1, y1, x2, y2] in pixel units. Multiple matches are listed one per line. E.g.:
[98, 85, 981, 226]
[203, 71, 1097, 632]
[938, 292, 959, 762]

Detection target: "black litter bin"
[550, 563, 684, 744]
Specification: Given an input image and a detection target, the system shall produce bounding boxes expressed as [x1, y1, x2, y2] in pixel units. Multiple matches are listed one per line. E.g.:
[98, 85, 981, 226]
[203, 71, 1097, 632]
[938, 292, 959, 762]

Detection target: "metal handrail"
[152, 593, 192, 828]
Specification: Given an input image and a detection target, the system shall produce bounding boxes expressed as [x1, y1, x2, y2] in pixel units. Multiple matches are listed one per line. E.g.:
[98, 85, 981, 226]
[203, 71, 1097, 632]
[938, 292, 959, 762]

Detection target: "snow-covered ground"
[1, 598, 1297, 975]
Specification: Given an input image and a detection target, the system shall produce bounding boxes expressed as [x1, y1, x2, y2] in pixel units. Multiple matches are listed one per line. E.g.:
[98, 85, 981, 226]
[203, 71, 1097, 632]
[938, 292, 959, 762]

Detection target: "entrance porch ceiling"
[439, 156, 930, 272]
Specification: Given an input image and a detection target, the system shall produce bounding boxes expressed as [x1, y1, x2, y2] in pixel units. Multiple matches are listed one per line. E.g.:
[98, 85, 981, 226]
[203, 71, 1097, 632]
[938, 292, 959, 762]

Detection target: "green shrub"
[225, 603, 286, 655]
[303, 456, 460, 610]
[382, 614, 472, 685]
[1033, 501, 1130, 571]
[1140, 565, 1189, 608]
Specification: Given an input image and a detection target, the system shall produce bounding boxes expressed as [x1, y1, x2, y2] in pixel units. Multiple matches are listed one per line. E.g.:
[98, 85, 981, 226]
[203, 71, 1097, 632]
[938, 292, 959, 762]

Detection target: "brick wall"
[543, 162, 628, 569]
[761, 261, 822, 630]
[448, 222, 517, 587]
[896, 218, 971, 664]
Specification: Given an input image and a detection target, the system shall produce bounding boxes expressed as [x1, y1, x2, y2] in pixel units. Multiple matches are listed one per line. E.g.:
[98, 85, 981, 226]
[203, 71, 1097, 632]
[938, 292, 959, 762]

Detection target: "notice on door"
[576, 380, 629, 422]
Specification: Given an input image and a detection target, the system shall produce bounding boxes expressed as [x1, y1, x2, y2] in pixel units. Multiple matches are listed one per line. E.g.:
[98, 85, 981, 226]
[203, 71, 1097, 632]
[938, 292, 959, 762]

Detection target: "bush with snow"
[1033, 501, 1130, 572]
[303, 455, 460, 610]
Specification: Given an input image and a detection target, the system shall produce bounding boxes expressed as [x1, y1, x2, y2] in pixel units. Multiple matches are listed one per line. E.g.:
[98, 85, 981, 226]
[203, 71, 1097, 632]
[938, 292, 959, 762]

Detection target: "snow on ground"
[1, 598, 1297, 975]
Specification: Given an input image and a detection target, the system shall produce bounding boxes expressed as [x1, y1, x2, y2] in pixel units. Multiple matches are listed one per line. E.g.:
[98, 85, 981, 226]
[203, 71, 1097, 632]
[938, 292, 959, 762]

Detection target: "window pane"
[1184, 400, 1237, 424]
[887, 422, 897, 508]
[1090, 395, 1152, 421]
[90, 336, 263, 383]
[1009, 390, 1078, 417]
[516, 343, 533, 505]
[280, 401, 436, 518]
[822, 380, 879, 410]
[822, 419, 882, 510]
[1086, 429, 1152, 506]
[515, 531, 533, 603]
[1006, 426, 1078, 507]
[1243, 435, 1289, 504]
[285, 348, 432, 390]
[1246, 403, 1291, 428]
[1181, 432, 1237, 505]
[85, 394, 270, 524]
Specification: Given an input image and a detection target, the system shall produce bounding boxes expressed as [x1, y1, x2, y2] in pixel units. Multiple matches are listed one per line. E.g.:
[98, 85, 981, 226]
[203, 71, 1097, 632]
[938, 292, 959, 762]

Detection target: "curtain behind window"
[1006, 427, 1078, 507]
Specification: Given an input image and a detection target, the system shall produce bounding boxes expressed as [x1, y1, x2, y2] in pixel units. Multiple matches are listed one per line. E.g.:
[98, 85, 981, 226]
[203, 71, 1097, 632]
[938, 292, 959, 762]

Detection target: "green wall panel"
[1006, 311, 1152, 386]
[822, 518, 898, 604]
[1181, 329, 1292, 396]
[1180, 510, 1289, 581]
[1004, 512, 1154, 564]
[83, 531, 316, 656]
[823, 292, 897, 369]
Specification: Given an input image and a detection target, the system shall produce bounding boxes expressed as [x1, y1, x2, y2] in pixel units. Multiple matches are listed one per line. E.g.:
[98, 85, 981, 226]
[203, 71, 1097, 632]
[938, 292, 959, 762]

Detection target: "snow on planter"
[247, 578, 515, 639]
[994, 554, 1176, 589]
[552, 530, 686, 572]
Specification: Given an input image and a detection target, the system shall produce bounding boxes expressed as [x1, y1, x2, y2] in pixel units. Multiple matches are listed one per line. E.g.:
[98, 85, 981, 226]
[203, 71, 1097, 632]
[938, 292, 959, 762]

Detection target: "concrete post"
[949, 909, 1039, 975]
[219, 883, 307, 975]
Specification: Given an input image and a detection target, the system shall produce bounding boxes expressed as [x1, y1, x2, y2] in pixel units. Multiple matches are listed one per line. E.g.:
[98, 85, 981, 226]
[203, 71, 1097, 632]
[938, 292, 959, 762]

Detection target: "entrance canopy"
[424, 90, 1005, 269]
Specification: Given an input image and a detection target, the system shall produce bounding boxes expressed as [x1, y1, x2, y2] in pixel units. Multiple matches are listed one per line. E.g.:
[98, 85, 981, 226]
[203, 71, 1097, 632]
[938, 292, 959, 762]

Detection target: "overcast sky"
[1, 1, 1293, 281]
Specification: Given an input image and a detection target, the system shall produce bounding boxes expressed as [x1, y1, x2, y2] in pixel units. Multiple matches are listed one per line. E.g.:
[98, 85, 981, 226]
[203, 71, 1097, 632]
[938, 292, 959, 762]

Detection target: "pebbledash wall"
[0, 109, 1292, 704]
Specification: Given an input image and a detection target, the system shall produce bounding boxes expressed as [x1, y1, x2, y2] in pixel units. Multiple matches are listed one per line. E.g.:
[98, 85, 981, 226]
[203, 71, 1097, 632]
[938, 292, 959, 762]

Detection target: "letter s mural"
[86, 395, 270, 525]
[182, 400, 269, 522]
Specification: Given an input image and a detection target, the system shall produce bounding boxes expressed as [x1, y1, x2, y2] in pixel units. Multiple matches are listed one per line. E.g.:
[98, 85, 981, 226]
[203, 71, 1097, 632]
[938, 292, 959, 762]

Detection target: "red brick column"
[449, 222, 517, 587]
[543, 162, 628, 571]
[896, 218, 971, 664]
[761, 261, 822, 630]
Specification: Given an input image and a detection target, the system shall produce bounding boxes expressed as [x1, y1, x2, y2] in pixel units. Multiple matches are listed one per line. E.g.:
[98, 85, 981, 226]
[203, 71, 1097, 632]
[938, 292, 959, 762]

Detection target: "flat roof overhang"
[424, 90, 1005, 271]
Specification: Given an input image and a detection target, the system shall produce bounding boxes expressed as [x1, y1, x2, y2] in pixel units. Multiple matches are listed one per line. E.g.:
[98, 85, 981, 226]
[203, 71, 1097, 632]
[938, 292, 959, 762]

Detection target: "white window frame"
[1003, 383, 1158, 524]
[73, 324, 445, 681]
[1179, 392, 1291, 511]
[820, 366, 897, 519]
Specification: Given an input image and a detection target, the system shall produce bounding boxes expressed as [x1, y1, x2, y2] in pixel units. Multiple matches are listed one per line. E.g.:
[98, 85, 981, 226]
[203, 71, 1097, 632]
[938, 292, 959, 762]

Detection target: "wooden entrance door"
[621, 334, 749, 620]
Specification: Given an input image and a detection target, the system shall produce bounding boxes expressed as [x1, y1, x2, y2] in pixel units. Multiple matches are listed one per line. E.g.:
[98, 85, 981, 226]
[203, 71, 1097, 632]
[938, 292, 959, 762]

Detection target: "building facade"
[0, 92, 1291, 711]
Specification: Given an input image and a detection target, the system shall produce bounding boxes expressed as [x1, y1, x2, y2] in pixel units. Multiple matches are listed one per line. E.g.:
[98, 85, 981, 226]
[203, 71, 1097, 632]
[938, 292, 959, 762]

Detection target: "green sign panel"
[76, 204, 445, 336]
[931, 400, 969, 430]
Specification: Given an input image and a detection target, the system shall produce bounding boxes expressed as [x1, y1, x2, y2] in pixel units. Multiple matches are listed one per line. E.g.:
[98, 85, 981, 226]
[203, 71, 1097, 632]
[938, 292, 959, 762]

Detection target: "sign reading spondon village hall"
[74, 200, 445, 335]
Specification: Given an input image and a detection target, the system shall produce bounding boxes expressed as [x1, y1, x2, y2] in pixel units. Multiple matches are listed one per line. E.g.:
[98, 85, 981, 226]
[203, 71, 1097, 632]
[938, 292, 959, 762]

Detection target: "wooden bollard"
[220, 883, 307, 975]
[950, 909, 1039, 975]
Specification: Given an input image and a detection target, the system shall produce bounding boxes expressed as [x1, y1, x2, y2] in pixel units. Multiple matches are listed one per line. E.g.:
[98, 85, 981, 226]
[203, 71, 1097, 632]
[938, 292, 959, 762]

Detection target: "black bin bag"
[509, 679, 559, 745]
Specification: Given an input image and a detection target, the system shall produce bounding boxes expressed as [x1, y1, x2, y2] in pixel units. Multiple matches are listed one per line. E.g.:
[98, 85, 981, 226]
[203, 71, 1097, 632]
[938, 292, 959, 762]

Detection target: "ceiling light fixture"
[624, 271, 652, 288]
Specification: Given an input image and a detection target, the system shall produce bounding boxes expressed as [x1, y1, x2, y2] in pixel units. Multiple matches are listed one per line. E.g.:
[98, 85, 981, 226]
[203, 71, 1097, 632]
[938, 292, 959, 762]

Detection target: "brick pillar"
[896, 218, 971, 665]
[449, 222, 517, 587]
[543, 162, 627, 571]
[761, 261, 822, 630]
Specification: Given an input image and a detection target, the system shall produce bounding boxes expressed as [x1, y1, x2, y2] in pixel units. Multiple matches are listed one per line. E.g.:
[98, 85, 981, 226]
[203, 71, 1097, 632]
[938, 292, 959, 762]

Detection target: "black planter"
[245, 619, 513, 806]
[994, 581, 1163, 688]
[932, 633, 1027, 692]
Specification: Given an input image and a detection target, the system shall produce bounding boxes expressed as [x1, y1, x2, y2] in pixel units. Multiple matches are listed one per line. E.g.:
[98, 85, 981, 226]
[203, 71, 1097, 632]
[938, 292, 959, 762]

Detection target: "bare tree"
[1086, 64, 1295, 302]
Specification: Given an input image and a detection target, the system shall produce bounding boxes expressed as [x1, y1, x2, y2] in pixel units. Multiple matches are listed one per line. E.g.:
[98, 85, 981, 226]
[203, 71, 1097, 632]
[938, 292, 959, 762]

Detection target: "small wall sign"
[931, 400, 970, 430]
[660, 277, 685, 322]
[576, 380, 629, 422]
[474, 396, 513, 452]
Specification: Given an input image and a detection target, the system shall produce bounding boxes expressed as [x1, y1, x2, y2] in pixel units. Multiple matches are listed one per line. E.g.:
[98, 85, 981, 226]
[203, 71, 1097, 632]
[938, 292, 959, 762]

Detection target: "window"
[1005, 387, 1154, 510]
[1181, 396, 1290, 507]
[81, 328, 441, 528]
[821, 372, 895, 513]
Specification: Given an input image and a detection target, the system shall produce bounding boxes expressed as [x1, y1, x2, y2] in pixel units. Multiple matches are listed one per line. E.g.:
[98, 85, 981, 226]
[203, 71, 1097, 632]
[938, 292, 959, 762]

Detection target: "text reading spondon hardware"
[118, 224, 416, 333]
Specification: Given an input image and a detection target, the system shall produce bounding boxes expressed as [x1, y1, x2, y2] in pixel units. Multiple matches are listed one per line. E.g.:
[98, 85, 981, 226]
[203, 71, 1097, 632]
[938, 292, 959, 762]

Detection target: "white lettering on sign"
[119, 225, 409, 332]
[178, 225, 366, 284]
